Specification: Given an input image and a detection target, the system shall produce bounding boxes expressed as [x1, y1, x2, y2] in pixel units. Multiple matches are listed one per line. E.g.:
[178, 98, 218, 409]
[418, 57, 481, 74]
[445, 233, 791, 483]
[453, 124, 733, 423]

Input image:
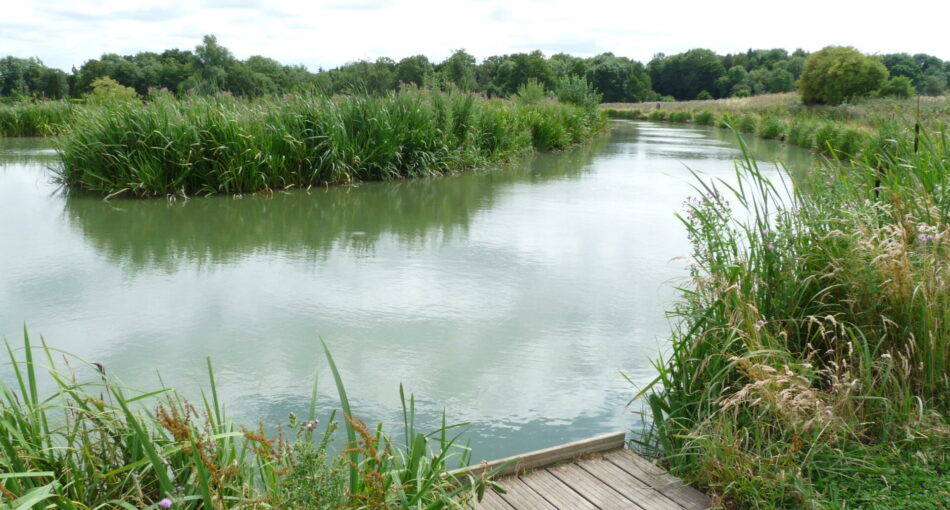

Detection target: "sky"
[3, 0, 948, 71]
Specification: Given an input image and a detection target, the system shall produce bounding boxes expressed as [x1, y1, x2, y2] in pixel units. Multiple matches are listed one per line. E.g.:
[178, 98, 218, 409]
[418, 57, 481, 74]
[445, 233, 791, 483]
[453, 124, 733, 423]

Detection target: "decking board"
[469, 432, 709, 510]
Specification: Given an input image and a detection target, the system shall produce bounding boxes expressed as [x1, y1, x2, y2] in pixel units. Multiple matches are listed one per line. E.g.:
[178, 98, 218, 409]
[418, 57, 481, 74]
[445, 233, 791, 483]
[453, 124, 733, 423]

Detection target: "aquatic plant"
[635, 127, 950, 507]
[0, 329, 498, 508]
[57, 90, 605, 197]
[0, 101, 74, 137]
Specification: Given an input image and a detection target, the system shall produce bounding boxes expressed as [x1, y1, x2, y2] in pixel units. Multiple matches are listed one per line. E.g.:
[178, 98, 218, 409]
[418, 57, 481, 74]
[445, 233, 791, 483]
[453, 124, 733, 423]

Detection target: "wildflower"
[303, 419, 319, 431]
[762, 228, 770, 235]
[824, 180, 832, 185]
[918, 234, 935, 242]
[757, 319, 767, 327]
[158, 498, 172, 509]
[766, 243, 774, 250]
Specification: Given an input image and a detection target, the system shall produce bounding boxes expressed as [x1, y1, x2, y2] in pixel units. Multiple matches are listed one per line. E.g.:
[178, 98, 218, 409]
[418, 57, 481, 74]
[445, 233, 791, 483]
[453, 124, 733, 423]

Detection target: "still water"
[0, 121, 814, 462]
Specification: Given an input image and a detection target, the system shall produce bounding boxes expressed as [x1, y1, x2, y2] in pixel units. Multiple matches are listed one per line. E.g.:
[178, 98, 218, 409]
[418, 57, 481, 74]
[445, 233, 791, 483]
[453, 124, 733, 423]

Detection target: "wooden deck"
[454, 432, 709, 510]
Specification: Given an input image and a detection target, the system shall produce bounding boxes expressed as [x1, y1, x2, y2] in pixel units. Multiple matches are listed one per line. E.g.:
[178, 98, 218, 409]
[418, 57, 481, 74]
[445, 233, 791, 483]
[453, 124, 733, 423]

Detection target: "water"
[0, 121, 814, 462]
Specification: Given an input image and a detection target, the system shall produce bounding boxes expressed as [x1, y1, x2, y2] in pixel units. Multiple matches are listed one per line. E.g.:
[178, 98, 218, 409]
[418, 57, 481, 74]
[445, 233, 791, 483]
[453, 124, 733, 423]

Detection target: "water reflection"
[65, 135, 608, 272]
[0, 122, 814, 462]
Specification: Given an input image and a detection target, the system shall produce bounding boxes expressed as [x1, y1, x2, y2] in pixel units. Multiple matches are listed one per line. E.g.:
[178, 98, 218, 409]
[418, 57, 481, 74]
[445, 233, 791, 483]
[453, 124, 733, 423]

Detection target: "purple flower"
[918, 234, 935, 242]
[766, 243, 775, 250]
[757, 319, 767, 327]
[158, 498, 172, 509]
[824, 181, 832, 186]
[303, 419, 319, 431]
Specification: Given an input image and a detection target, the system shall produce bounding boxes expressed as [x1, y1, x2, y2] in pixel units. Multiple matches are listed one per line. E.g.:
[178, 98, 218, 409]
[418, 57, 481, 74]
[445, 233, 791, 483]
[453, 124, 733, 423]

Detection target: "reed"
[635, 126, 950, 507]
[1, 329, 498, 508]
[56, 90, 605, 198]
[0, 101, 75, 137]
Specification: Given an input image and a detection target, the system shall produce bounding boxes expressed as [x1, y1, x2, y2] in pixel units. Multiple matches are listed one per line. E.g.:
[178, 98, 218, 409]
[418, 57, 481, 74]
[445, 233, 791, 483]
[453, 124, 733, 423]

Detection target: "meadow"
[631, 95, 950, 508]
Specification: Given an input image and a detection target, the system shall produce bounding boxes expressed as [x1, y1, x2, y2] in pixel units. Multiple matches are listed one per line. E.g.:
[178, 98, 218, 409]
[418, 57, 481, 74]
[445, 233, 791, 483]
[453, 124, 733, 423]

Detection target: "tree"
[798, 46, 887, 105]
[585, 53, 653, 103]
[439, 50, 477, 91]
[648, 49, 725, 100]
[878, 76, 915, 98]
[87, 76, 138, 103]
[395, 55, 434, 88]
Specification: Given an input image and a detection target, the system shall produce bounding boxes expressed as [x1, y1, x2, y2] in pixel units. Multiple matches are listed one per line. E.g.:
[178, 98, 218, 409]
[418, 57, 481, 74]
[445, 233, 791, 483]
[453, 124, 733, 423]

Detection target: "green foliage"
[87, 76, 139, 103]
[514, 78, 549, 105]
[692, 110, 716, 125]
[555, 75, 602, 110]
[695, 90, 713, 100]
[0, 101, 74, 136]
[878, 76, 916, 98]
[0, 330, 496, 508]
[799, 46, 888, 105]
[647, 110, 667, 121]
[648, 49, 725, 100]
[755, 115, 786, 139]
[667, 111, 692, 123]
[585, 53, 654, 103]
[57, 90, 605, 197]
[637, 122, 950, 508]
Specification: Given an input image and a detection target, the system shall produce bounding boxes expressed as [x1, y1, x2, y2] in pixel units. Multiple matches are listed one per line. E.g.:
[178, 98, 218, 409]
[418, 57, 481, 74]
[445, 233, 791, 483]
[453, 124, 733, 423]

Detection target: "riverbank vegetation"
[1, 330, 496, 508]
[634, 102, 950, 507]
[56, 87, 605, 197]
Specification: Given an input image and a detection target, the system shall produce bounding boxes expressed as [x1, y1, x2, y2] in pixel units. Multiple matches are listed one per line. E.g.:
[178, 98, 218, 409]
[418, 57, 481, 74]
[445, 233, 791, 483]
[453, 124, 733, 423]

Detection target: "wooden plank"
[575, 456, 685, 510]
[492, 476, 558, 510]
[518, 469, 599, 509]
[606, 450, 709, 510]
[449, 431, 626, 479]
[546, 462, 643, 509]
[476, 487, 516, 510]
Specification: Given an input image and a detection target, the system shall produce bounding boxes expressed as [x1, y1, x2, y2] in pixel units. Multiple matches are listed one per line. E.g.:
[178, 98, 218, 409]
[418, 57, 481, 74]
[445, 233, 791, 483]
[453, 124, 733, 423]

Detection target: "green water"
[0, 122, 814, 462]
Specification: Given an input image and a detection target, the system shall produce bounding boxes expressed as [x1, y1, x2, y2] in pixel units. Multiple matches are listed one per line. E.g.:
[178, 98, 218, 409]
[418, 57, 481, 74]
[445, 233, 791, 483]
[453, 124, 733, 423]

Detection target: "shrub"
[695, 90, 713, 100]
[668, 111, 692, 123]
[692, 109, 715, 125]
[734, 113, 758, 133]
[799, 46, 888, 105]
[878, 76, 916, 99]
[555, 75, 602, 110]
[648, 110, 668, 121]
[756, 115, 787, 139]
[87, 77, 139, 104]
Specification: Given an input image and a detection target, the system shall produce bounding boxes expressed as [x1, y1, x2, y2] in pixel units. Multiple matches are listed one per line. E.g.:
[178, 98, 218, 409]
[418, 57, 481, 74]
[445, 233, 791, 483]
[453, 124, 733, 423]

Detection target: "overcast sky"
[4, 0, 948, 71]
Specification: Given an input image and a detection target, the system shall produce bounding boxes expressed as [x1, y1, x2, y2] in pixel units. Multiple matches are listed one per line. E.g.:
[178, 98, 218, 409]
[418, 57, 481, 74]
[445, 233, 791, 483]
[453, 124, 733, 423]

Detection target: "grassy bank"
[635, 112, 950, 506]
[56, 90, 605, 197]
[0, 101, 74, 137]
[1, 331, 498, 509]
[605, 93, 950, 160]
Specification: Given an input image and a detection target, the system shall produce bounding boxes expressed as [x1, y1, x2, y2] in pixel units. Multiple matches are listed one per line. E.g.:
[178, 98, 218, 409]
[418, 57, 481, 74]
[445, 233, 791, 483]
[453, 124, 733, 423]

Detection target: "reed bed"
[1, 330, 500, 509]
[0, 101, 75, 137]
[636, 126, 950, 507]
[56, 90, 605, 198]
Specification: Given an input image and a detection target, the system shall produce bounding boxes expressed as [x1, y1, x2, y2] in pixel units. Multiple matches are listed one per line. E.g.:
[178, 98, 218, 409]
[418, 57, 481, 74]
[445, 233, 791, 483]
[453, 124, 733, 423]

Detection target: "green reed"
[1, 329, 498, 508]
[0, 101, 75, 137]
[56, 90, 605, 198]
[635, 127, 950, 507]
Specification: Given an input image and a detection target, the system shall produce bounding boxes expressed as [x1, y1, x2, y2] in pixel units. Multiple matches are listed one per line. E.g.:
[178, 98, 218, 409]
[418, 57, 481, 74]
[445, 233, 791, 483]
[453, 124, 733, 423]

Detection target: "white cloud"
[3, 0, 948, 71]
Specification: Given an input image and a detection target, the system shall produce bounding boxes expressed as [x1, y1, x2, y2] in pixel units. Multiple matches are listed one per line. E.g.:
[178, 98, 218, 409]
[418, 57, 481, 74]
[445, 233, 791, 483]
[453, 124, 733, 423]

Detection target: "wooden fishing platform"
[453, 432, 709, 510]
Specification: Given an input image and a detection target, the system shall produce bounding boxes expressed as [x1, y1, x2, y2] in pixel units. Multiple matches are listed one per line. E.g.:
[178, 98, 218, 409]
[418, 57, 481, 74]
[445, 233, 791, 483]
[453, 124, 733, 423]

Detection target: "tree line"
[3, 35, 949, 103]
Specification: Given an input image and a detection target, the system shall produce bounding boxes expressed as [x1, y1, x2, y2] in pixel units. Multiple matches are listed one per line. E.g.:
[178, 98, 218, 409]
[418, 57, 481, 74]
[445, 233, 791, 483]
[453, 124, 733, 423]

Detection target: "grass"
[0, 329, 503, 508]
[0, 101, 75, 137]
[633, 122, 950, 508]
[56, 89, 605, 198]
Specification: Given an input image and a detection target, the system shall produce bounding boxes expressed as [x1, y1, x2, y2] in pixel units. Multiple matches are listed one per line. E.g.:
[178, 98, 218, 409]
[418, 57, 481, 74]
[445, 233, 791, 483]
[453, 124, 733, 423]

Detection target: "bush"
[668, 111, 692, 123]
[878, 76, 916, 99]
[756, 115, 787, 139]
[799, 46, 888, 105]
[693, 110, 715, 126]
[735, 113, 757, 133]
[87, 77, 139, 104]
[555, 75, 602, 110]
[648, 110, 668, 121]
[695, 90, 713, 100]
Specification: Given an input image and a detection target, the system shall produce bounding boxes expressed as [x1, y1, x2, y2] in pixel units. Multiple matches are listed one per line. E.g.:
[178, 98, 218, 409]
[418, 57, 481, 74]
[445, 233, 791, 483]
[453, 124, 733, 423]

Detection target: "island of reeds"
[55, 89, 605, 197]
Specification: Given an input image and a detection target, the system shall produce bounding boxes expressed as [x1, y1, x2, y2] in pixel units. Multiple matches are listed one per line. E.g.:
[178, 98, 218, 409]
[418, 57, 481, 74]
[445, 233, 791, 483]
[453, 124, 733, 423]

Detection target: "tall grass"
[0, 101, 74, 137]
[57, 90, 605, 197]
[635, 128, 950, 507]
[1, 330, 499, 508]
